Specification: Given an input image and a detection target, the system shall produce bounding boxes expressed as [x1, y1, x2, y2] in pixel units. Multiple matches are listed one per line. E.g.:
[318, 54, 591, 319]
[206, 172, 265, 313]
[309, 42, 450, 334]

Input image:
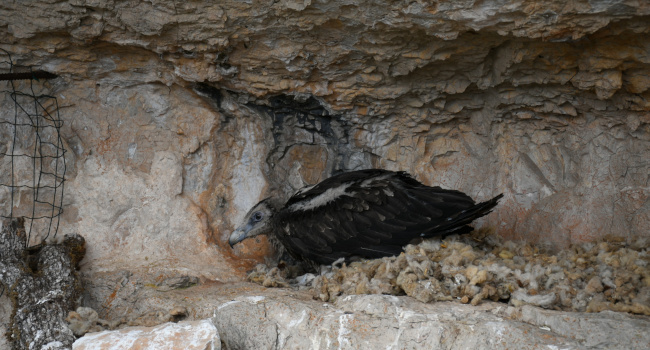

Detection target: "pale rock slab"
[65, 152, 230, 279]
[72, 320, 220, 350]
[213, 292, 650, 350]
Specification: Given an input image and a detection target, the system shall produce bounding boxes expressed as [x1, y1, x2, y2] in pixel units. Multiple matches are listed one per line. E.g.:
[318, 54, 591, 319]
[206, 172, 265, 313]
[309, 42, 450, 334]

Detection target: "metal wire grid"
[0, 48, 65, 249]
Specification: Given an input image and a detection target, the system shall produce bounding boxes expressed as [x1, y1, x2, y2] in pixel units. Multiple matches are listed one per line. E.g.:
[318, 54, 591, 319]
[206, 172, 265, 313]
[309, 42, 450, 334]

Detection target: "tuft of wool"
[248, 228, 650, 315]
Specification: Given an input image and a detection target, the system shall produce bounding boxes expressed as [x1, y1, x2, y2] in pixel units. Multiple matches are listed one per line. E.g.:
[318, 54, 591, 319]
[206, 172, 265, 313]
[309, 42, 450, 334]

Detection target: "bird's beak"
[228, 227, 249, 248]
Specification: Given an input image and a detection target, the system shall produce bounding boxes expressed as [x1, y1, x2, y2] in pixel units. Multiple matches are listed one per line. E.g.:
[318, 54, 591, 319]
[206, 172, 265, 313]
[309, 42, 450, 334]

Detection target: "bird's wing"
[275, 170, 484, 264]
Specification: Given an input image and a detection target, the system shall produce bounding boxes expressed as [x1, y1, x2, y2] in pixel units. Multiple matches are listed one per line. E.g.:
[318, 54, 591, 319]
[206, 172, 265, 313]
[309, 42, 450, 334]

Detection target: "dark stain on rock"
[251, 94, 353, 177]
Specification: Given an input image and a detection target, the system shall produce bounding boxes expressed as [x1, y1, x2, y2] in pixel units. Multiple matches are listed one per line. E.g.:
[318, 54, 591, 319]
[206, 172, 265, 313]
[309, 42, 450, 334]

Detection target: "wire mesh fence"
[0, 48, 65, 251]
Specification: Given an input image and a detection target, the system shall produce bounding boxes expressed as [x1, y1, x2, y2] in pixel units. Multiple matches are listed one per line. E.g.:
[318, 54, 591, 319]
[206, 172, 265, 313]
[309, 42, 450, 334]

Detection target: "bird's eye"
[252, 211, 264, 222]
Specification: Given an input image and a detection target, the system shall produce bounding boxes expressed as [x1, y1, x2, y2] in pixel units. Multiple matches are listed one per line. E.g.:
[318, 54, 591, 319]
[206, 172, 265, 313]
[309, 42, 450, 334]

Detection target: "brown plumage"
[230, 169, 503, 267]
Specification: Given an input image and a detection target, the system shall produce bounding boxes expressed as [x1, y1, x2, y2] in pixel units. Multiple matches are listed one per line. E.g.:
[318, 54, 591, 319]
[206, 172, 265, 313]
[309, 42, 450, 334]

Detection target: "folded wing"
[275, 170, 501, 265]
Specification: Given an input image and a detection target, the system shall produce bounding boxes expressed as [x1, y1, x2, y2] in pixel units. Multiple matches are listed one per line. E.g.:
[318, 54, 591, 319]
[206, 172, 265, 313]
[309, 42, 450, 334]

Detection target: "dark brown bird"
[230, 169, 502, 267]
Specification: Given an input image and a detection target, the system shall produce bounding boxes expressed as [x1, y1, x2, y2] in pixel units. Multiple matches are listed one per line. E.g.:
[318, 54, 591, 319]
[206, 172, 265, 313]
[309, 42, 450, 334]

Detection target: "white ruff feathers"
[288, 183, 352, 212]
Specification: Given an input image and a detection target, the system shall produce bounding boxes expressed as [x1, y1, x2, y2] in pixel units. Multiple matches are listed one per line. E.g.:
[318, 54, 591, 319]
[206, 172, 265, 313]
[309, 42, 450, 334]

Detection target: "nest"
[247, 229, 650, 315]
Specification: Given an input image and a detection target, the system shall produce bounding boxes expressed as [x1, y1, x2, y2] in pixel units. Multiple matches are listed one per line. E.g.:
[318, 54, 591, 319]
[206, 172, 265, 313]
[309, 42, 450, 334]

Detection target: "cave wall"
[0, 0, 649, 314]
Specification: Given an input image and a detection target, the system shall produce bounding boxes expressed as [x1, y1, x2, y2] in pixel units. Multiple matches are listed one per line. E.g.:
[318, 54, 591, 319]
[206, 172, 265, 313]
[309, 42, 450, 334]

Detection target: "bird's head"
[229, 198, 277, 247]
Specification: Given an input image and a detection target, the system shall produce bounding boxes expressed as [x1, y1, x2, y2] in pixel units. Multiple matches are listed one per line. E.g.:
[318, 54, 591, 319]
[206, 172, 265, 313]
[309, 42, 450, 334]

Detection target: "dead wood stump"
[0, 218, 85, 350]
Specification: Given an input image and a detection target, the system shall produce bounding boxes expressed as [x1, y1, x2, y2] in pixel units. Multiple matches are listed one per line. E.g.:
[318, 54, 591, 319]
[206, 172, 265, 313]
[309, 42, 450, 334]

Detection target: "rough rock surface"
[66, 282, 650, 349]
[0, 0, 649, 347]
[211, 287, 650, 349]
[72, 319, 220, 350]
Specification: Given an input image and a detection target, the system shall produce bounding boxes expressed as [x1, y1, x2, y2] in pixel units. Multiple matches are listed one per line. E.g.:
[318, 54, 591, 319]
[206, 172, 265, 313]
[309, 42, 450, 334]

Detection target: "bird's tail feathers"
[424, 193, 503, 237]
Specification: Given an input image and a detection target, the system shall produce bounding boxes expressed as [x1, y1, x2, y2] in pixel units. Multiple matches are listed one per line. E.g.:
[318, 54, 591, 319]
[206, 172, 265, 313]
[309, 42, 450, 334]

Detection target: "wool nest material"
[247, 229, 650, 315]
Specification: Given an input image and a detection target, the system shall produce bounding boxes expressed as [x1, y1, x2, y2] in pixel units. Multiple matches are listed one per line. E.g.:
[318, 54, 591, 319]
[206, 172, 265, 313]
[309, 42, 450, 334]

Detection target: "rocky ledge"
[68, 283, 650, 349]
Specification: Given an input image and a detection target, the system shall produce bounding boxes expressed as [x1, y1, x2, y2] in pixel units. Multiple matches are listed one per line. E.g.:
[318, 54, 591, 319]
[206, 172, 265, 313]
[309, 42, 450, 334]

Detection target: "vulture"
[229, 169, 503, 267]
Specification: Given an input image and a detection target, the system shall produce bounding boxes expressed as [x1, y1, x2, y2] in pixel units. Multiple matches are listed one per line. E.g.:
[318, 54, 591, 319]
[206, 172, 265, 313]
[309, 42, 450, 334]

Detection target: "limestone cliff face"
[0, 0, 648, 292]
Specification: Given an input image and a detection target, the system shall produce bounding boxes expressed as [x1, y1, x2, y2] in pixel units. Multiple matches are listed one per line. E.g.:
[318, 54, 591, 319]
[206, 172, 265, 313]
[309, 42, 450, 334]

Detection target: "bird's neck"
[267, 196, 286, 212]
